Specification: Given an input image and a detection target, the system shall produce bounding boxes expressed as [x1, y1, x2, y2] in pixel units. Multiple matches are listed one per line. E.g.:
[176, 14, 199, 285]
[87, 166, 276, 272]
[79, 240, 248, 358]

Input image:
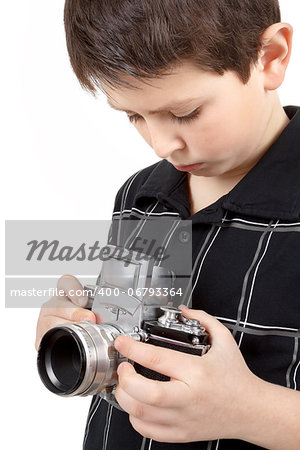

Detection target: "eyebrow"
[107, 98, 199, 115]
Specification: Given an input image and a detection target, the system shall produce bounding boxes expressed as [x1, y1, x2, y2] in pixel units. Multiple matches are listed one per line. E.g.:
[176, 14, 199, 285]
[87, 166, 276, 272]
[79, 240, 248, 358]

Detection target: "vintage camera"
[37, 244, 210, 406]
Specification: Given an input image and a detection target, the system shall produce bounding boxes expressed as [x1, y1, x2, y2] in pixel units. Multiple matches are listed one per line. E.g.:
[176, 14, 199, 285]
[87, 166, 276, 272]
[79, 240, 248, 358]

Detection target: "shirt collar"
[135, 105, 300, 221]
[135, 159, 190, 217]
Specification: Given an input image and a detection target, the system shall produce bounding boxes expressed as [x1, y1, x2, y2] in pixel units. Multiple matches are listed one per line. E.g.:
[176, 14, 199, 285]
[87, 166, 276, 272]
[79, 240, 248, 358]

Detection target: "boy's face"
[105, 61, 274, 179]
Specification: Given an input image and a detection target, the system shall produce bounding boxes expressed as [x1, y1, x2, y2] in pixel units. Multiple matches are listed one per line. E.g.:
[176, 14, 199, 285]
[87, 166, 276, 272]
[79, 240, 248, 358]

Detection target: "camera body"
[37, 244, 210, 406]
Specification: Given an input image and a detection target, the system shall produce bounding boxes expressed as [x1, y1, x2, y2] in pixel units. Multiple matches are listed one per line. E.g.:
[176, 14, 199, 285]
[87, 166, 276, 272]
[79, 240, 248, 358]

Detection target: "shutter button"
[179, 230, 190, 243]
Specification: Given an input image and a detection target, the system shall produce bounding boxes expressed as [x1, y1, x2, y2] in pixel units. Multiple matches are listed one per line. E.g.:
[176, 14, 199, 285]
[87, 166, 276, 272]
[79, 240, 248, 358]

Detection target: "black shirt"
[83, 105, 300, 450]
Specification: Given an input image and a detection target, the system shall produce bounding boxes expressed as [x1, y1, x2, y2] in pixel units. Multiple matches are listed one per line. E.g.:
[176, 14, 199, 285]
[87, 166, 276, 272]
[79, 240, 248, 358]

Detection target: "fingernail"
[114, 338, 122, 350]
[117, 363, 132, 375]
[78, 297, 87, 307]
[117, 364, 125, 375]
[80, 315, 93, 322]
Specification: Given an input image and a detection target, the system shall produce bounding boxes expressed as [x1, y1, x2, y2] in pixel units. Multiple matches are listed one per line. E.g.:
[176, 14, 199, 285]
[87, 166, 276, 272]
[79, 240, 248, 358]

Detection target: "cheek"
[188, 118, 242, 158]
[188, 106, 259, 159]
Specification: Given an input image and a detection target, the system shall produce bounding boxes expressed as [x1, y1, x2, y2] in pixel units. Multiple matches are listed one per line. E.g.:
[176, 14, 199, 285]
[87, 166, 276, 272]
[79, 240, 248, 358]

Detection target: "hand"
[114, 307, 261, 443]
[35, 275, 97, 350]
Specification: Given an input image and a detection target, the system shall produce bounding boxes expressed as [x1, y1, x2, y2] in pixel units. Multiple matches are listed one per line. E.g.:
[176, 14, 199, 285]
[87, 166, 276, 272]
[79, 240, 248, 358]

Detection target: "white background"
[1, 1, 300, 449]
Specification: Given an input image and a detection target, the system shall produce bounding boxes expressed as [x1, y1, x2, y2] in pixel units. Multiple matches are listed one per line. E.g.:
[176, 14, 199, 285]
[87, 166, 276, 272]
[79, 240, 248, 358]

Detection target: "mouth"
[173, 163, 204, 172]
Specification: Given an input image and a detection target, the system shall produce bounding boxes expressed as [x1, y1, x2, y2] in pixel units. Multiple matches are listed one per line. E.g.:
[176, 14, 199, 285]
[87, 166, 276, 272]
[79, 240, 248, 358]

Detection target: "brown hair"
[64, 0, 281, 94]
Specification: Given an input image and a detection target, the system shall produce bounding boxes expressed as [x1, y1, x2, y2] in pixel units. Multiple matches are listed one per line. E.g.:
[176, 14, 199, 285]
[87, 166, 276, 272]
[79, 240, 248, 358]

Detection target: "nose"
[147, 119, 185, 159]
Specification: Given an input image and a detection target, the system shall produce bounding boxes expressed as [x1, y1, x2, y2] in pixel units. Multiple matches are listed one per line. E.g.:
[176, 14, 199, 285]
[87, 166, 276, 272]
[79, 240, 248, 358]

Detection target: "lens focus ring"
[37, 321, 121, 397]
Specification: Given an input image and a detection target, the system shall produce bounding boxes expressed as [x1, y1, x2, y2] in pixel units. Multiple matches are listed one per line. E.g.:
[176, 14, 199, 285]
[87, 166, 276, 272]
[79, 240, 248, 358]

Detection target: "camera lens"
[37, 328, 86, 395]
[37, 321, 121, 397]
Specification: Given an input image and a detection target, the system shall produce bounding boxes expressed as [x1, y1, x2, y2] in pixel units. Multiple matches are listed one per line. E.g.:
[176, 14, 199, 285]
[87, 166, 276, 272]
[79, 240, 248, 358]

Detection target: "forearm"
[239, 376, 300, 449]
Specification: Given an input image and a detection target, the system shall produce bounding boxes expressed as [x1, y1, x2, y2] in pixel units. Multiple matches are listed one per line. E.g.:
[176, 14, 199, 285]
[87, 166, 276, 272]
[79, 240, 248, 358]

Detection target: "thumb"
[57, 275, 89, 307]
[179, 305, 232, 345]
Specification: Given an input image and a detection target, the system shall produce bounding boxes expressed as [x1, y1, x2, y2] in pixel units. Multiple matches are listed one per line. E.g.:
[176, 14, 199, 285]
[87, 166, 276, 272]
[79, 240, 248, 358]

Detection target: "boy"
[36, 1, 300, 449]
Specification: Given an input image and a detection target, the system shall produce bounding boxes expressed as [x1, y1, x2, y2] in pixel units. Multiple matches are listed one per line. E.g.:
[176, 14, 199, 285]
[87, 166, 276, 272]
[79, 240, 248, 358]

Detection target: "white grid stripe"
[186, 213, 228, 308]
[293, 360, 300, 390]
[238, 220, 280, 348]
[214, 316, 299, 332]
[83, 397, 102, 449]
[113, 207, 180, 217]
[102, 404, 113, 450]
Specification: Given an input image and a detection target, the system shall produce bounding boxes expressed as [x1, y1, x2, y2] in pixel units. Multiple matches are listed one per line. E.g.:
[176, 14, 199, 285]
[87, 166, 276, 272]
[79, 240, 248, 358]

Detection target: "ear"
[257, 22, 293, 90]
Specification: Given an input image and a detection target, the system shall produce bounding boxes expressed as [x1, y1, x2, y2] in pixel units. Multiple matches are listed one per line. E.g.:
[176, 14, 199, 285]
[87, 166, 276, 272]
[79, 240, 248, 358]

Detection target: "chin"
[190, 168, 214, 177]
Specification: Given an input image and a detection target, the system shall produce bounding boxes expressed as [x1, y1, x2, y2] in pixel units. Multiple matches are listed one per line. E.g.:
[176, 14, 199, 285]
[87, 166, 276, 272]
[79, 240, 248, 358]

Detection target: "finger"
[179, 306, 232, 345]
[35, 316, 73, 351]
[41, 295, 96, 323]
[115, 384, 177, 425]
[57, 275, 88, 307]
[117, 362, 188, 407]
[114, 337, 195, 380]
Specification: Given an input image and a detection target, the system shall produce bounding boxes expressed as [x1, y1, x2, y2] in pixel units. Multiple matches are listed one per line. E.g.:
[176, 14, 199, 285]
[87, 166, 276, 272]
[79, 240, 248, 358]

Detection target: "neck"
[237, 97, 289, 181]
[261, 94, 290, 159]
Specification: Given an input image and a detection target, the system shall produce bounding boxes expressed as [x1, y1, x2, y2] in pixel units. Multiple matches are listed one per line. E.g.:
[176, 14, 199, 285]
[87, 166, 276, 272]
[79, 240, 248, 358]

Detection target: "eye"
[127, 107, 201, 125]
[171, 107, 201, 124]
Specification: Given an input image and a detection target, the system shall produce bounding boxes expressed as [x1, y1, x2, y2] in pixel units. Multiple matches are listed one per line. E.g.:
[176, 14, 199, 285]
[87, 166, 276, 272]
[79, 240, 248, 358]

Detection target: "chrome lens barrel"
[37, 321, 121, 397]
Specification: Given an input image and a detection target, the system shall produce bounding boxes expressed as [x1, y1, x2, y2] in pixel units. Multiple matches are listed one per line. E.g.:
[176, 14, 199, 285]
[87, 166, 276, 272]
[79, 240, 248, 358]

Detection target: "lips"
[174, 163, 204, 172]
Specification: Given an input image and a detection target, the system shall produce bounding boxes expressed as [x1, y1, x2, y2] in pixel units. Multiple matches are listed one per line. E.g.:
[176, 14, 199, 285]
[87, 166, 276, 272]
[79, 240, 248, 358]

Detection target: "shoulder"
[112, 160, 162, 214]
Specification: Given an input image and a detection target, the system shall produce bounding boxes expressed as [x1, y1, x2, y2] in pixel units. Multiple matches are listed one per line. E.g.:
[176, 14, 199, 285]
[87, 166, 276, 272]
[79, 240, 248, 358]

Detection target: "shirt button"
[179, 230, 190, 243]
